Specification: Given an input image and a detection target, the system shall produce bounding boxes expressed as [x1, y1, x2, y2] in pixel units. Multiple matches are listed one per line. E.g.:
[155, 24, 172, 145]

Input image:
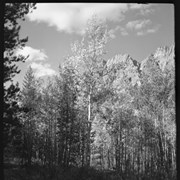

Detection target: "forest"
[3, 3, 176, 180]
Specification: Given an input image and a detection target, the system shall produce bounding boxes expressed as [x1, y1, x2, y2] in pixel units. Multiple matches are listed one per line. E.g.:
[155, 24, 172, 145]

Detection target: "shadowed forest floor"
[4, 164, 121, 180]
[4, 162, 177, 180]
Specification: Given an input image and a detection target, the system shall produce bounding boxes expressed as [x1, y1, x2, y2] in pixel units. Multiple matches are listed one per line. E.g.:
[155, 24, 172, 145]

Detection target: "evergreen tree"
[4, 3, 36, 83]
[3, 3, 36, 162]
[20, 66, 40, 166]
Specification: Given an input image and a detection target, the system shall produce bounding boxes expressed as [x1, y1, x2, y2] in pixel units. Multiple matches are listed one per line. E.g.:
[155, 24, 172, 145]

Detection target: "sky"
[8, 3, 174, 89]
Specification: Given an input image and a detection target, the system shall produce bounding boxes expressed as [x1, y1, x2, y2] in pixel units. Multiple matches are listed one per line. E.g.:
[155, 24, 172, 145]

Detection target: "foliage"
[4, 3, 36, 83]
[3, 3, 36, 164]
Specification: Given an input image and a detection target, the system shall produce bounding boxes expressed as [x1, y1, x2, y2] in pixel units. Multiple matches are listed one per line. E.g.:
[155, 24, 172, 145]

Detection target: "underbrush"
[4, 164, 123, 180]
[4, 163, 177, 180]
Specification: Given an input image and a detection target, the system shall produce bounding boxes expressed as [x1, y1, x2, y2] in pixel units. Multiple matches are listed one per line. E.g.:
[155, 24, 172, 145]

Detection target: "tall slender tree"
[70, 15, 112, 166]
[20, 66, 41, 166]
[3, 3, 36, 163]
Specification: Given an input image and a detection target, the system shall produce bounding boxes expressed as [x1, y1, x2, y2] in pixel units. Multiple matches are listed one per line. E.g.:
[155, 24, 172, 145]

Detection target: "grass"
[4, 163, 124, 180]
[4, 163, 177, 180]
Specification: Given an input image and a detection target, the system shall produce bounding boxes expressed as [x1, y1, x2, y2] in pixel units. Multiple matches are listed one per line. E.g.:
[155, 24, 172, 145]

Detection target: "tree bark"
[87, 91, 92, 166]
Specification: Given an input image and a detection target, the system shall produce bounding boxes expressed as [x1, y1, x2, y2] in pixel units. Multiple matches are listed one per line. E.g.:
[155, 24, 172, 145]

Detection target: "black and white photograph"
[3, 3, 175, 180]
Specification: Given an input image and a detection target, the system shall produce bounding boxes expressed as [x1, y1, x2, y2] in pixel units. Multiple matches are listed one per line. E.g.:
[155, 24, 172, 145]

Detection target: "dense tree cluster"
[3, 3, 36, 161]
[4, 7, 175, 180]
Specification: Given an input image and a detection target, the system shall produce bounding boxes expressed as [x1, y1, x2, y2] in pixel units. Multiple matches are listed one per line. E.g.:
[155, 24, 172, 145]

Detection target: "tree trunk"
[87, 92, 91, 166]
[115, 134, 120, 171]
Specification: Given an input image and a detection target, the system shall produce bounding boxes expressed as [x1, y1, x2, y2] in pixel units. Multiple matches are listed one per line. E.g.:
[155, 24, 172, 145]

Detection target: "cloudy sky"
[12, 3, 174, 88]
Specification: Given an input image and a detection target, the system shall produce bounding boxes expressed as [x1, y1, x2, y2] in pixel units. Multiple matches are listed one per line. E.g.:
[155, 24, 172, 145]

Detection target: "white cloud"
[119, 27, 129, 36]
[129, 3, 154, 16]
[27, 3, 129, 35]
[126, 19, 151, 30]
[109, 26, 120, 39]
[109, 25, 128, 38]
[136, 31, 145, 36]
[109, 29, 117, 39]
[16, 46, 48, 61]
[129, 3, 153, 10]
[30, 62, 57, 77]
[140, 8, 154, 16]
[125, 18, 160, 36]
[137, 24, 160, 36]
